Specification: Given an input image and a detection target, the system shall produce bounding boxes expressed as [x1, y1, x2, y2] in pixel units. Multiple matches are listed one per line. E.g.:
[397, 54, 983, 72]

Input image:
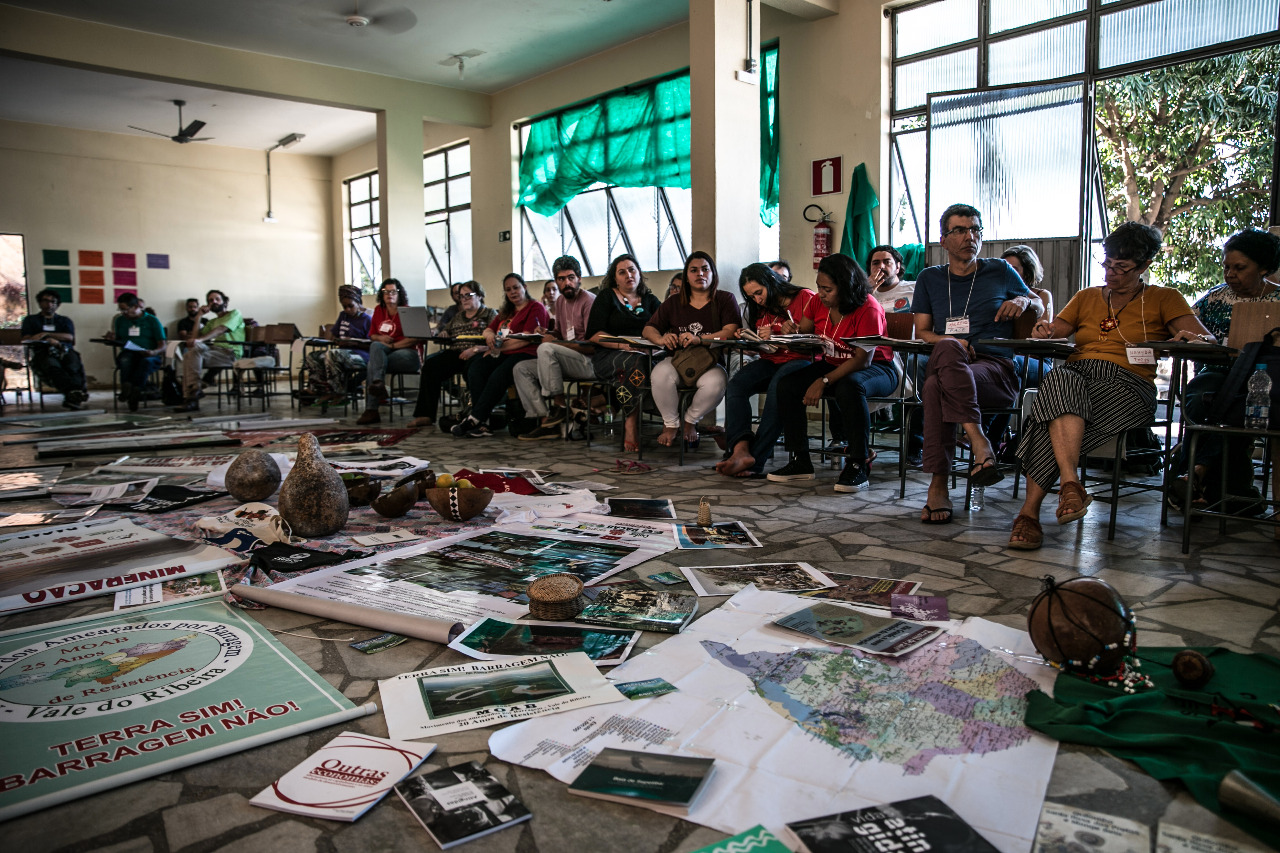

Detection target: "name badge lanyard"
[1101, 284, 1153, 365]
[945, 266, 977, 335]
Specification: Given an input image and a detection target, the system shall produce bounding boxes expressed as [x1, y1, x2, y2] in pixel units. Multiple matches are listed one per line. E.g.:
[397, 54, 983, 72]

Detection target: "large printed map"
[490, 587, 1058, 853]
[702, 636, 1036, 774]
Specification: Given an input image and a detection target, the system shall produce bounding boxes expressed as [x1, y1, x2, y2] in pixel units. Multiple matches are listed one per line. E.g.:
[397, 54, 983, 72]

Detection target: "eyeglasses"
[1099, 259, 1139, 275]
[944, 226, 983, 238]
[459, 292, 478, 300]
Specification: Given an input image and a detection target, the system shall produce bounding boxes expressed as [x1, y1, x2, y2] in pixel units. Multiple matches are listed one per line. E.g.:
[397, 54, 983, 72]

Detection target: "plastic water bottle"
[1245, 364, 1272, 430]
[970, 485, 985, 511]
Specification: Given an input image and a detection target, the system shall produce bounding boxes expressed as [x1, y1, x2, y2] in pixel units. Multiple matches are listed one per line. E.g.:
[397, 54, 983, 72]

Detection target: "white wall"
[0, 120, 332, 385]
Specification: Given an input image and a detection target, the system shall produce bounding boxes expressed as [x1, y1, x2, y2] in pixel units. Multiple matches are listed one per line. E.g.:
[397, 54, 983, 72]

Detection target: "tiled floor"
[1, 392, 1276, 853]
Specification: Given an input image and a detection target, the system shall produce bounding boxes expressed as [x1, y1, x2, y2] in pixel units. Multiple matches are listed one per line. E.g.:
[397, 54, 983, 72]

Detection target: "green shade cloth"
[839, 163, 878, 268]
[517, 75, 691, 217]
[759, 45, 780, 228]
[42, 249, 69, 266]
[897, 243, 927, 280]
[1025, 646, 1280, 851]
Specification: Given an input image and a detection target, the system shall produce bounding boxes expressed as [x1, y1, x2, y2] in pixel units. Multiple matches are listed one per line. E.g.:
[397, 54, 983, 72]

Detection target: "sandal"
[1056, 480, 1093, 525]
[968, 457, 1004, 488]
[1008, 513, 1043, 550]
[613, 459, 653, 475]
[920, 504, 953, 525]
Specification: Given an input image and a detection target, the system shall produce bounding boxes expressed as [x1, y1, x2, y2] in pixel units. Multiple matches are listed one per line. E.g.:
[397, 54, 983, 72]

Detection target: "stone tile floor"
[1, 392, 1277, 852]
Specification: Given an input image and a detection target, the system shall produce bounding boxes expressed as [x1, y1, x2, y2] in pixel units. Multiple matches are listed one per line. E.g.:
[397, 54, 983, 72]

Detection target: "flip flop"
[968, 457, 1005, 488]
[613, 460, 654, 475]
[920, 505, 953, 525]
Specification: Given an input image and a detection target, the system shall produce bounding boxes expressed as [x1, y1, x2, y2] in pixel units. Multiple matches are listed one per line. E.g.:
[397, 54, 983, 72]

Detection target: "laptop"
[396, 306, 436, 338]
[1226, 301, 1280, 348]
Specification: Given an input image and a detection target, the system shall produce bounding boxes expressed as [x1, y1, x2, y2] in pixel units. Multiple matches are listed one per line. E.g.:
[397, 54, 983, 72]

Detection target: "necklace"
[1100, 284, 1145, 342]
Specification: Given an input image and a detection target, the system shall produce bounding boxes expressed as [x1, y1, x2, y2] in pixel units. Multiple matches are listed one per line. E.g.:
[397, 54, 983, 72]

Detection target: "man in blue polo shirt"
[21, 288, 88, 409]
[913, 203, 1042, 524]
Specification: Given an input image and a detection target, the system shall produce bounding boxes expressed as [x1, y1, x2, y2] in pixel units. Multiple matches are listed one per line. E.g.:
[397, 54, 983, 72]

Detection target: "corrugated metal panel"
[895, 49, 978, 112]
[988, 20, 1087, 85]
[896, 0, 979, 58]
[989, 0, 1085, 34]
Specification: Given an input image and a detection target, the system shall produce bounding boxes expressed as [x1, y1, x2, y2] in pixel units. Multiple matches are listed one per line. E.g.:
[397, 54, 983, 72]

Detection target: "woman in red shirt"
[717, 263, 820, 478]
[767, 253, 897, 492]
[451, 273, 549, 438]
[358, 278, 421, 425]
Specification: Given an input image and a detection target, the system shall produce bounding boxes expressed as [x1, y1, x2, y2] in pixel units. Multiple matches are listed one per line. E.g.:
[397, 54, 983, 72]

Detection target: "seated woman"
[305, 285, 371, 405]
[541, 279, 559, 326]
[766, 253, 897, 491]
[1008, 222, 1215, 550]
[358, 278, 422, 425]
[408, 281, 496, 428]
[1173, 227, 1280, 511]
[451, 273, 548, 438]
[105, 292, 167, 412]
[585, 254, 664, 453]
[717, 263, 820, 478]
[1000, 244, 1055, 387]
[642, 252, 741, 447]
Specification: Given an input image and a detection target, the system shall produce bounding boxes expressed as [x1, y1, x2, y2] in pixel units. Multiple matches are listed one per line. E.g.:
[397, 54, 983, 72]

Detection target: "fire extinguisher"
[804, 204, 834, 269]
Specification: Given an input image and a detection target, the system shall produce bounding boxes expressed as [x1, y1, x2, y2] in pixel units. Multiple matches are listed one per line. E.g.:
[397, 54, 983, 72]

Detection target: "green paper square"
[43, 269, 72, 285]
[42, 249, 69, 266]
[48, 286, 73, 303]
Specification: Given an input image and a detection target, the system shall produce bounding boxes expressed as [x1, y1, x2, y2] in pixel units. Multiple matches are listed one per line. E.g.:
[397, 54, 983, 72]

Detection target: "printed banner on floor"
[0, 598, 373, 821]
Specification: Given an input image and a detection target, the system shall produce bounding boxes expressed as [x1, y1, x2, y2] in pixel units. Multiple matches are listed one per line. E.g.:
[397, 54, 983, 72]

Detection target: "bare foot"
[683, 422, 699, 444]
[657, 426, 679, 446]
[717, 440, 757, 477]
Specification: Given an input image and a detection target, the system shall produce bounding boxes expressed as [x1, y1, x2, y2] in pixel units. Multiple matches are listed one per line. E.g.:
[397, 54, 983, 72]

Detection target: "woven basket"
[527, 573, 586, 621]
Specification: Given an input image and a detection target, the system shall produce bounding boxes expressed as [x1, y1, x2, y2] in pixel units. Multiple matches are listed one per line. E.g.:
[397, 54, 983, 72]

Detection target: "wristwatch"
[821, 377, 830, 385]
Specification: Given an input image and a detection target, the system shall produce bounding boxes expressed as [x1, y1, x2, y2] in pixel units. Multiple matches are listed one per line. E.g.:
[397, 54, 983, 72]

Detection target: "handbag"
[669, 299, 721, 388]
[1206, 325, 1280, 427]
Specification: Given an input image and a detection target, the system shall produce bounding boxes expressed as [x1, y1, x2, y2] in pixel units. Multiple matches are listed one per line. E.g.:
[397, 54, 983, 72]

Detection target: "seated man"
[514, 256, 597, 440]
[21, 288, 88, 409]
[175, 289, 244, 412]
[913, 203, 1042, 524]
[175, 297, 203, 339]
[104, 293, 167, 411]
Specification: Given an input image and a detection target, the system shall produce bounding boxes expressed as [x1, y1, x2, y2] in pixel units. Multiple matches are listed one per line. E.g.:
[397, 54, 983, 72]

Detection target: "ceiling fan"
[128, 99, 213, 144]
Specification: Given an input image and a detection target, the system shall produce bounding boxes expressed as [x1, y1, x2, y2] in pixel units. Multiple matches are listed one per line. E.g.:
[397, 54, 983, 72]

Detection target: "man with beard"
[513, 255, 597, 440]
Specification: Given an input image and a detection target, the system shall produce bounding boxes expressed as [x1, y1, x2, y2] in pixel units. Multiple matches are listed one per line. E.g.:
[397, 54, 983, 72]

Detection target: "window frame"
[344, 170, 381, 293]
[423, 140, 472, 292]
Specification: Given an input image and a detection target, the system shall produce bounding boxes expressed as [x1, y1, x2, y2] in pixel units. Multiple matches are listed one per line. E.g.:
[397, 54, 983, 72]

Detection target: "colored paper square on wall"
[112, 252, 136, 269]
[113, 287, 136, 302]
[42, 249, 69, 266]
[80, 269, 105, 287]
[80, 288, 105, 305]
[146, 253, 170, 269]
[44, 268, 72, 285]
[113, 269, 137, 287]
[48, 286, 73, 303]
[79, 250, 104, 267]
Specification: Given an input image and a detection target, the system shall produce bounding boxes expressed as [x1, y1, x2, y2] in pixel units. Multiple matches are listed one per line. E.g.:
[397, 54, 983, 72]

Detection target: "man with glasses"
[514, 255, 597, 440]
[912, 203, 1042, 524]
[21, 288, 89, 409]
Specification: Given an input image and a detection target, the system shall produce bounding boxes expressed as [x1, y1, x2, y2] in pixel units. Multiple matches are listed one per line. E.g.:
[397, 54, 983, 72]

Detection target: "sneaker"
[356, 408, 381, 425]
[834, 462, 869, 493]
[824, 440, 848, 454]
[519, 422, 563, 441]
[464, 423, 493, 438]
[451, 415, 479, 437]
[766, 457, 816, 482]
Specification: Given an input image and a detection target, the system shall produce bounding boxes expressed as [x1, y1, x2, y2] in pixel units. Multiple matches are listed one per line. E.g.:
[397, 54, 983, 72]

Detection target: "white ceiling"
[0, 0, 690, 156]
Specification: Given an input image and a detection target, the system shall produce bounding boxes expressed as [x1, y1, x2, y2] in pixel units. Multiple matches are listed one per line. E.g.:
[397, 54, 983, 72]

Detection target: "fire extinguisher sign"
[811, 157, 843, 197]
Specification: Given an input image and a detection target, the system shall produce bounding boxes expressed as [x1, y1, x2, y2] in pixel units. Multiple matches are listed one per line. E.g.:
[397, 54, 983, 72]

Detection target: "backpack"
[160, 366, 184, 405]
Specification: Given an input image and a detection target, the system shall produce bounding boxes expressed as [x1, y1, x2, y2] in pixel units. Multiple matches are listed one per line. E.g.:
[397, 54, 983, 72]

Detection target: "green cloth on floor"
[1025, 646, 1280, 850]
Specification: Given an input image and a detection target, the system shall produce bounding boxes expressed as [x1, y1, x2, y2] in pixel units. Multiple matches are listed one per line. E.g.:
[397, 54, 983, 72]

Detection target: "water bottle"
[1245, 364, 1271, 430]
[970, 485, 985, 511]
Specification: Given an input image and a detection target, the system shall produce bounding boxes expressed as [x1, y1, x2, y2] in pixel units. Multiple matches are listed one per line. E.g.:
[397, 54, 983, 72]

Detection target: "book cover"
[1034, 803, 1150, 853]
[1156, 822, 1269, 853]
[568, 747, 715, 812]
[788, 795, 999, 852]
[690, 825, 791, 853]
[576, 586, 698, 633]
[773, 602, 943, 657]
[798, 573, 921, 609]
[251, 731, 433, 821]
[395, 761, 530, 849]
[890, 594, 949, 621]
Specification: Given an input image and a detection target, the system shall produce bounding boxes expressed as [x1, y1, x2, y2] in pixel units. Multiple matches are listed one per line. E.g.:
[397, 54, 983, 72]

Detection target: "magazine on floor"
[395, 761, 531, 849]
[568, 747, 715, 813]
[449, 617, 640, 667]
[773, 602, 943, 657]
[796, 573, 922, 610]
[787, 795, 1000, 852]
[681, 562, 835, 597]
[0, 465, 64, 501]
[576, 586, 698, 633]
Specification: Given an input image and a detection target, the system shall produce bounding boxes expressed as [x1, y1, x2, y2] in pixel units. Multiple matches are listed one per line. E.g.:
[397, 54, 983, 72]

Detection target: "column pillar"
[377, 108, 426, 296]
[689, 0, 762, 280]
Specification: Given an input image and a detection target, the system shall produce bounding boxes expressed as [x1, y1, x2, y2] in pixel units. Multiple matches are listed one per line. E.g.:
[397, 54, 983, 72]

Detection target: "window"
[345, 170, 380, 294]
[424, 141, 472, 291]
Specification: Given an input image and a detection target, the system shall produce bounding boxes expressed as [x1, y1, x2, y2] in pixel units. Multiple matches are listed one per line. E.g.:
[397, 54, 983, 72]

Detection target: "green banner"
[0, 599, 371, 820]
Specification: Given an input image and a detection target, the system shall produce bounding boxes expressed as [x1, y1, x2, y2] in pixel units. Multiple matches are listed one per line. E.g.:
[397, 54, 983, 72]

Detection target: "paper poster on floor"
[489, 587, 1059, 853]
[0, 598, 372, 821]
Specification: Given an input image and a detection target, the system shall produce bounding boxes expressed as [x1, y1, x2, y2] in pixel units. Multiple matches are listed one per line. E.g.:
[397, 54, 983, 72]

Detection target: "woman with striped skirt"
[1008, 222, 1216, 550]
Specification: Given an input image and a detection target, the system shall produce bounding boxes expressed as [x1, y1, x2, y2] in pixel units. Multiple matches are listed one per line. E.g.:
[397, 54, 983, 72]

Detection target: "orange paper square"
[79, 250, 104, 267]
[80, 269, 105, 287]
[80, 288, 105, 305]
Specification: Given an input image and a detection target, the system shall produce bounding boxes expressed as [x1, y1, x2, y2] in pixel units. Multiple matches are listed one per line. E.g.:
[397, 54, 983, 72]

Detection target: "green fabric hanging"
[1024, 646, 1280, 851]
[759, 45, 780, 227]
[839, 163, 878, 267]
[896, 243, 927, 280]
[517, 75, 691, 217]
